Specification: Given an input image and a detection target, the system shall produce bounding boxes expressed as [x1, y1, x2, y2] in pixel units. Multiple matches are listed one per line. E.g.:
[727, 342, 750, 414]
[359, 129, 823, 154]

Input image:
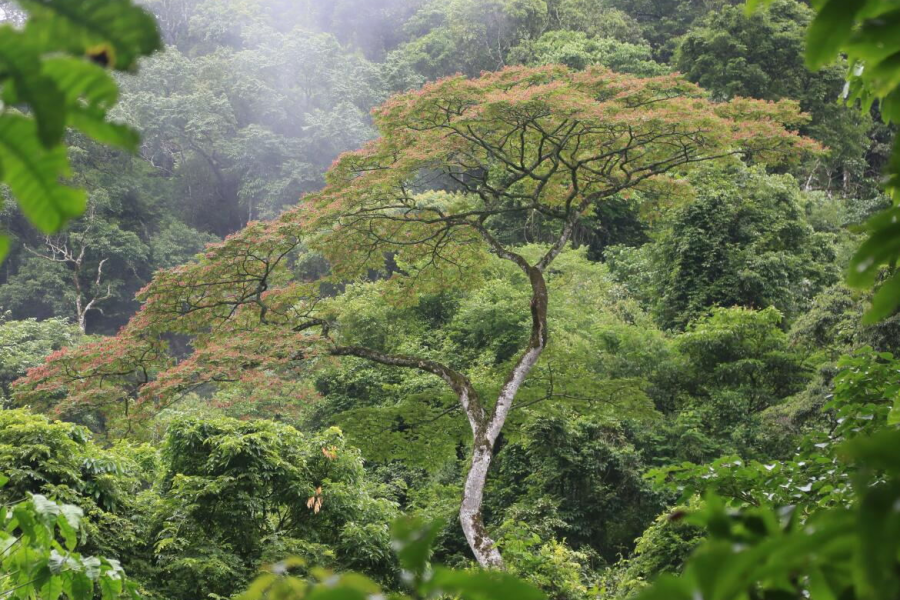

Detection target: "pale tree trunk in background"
[26, 237, 112, 334]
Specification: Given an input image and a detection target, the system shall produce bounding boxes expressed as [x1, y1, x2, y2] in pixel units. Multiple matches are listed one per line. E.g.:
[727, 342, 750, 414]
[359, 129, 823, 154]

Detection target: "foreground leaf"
[0, 114, 86, 232]
[20, 0, 162, 71]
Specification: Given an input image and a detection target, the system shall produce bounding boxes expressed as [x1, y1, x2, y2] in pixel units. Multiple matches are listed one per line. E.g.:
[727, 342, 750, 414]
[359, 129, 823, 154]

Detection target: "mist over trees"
[2, 0, 900, 599]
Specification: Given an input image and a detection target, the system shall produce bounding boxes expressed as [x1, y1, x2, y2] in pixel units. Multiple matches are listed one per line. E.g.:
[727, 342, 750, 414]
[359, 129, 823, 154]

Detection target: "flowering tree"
[16, 65, 815, 567]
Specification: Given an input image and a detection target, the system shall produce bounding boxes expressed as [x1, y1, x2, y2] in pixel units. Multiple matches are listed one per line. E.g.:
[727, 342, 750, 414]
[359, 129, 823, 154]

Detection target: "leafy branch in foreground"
[0, 474, 137, 600]
[767, 0, 900, 321]
[635, 427, 900, 600]
[239, 518, 546, 600]
[0, 0, 161, 258]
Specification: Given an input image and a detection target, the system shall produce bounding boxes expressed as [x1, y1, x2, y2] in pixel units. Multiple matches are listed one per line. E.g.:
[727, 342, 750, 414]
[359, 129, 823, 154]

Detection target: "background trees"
[675, 0, 873, 194]
[0, 316, 83, 403]
[608, 165, 838, 329]
[14, 64, 813, 567]
[0, 0, 385, 332]
[2, 0, 891, 334]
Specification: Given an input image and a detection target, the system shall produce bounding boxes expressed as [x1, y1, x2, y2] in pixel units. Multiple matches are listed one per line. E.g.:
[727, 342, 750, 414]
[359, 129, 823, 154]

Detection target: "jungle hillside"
[2, 1, 900, 599]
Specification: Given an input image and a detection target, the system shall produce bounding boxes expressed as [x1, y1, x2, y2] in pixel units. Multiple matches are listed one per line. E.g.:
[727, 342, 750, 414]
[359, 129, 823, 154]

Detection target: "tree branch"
[329, 345, 485, 432]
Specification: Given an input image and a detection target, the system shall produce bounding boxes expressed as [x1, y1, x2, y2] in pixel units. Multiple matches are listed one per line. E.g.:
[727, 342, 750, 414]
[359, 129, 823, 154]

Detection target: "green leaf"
[844, 9, 900, 64]
[841, 429, 900, 473]
[31, 494, 62, 521]
[237, 573, 277, 600]
[100, 576, 123, 600]
[41, 57, 119, 108]
[858, 0, 900, 20]
[59, 503, 83, 530]
[632, 575, 695, 600]
[306, 588, 368, 600]
[40, 571, 64, 600]
[863, 270, 900, 323]
[125, 581, 141, 600]
[57, 513, 78, 551]
[49, 550, 69, 574]
[390, 517, 444, 577]
[83, 556, 102, 580]
[13, 502, 38, 539]
[808, 566, 838, 600]
[889, 396, 900, 426]
[856, 482, 900, 599]
[744, 0, 771, 15]
[424, 567, 547, 600]
[0, 27, 66, 147]
[865, 51, 900, 96]
[67, 108, 140, 151]
[0, 114, 86, 232]
[846, 212, 900, 288]
[879, 88, 900, 124]
[806, 0, 865, 70]
[71, 572, 94, 600]
[19, 0, 162, 72]
[887, 141, 900, 200]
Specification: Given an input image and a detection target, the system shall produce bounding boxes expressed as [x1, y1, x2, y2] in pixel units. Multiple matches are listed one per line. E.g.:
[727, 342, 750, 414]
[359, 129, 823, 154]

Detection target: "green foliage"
[489, 414, 662, 562]
[387, 0, 625, 84]
[677, 0, 872, 193]
[0, 484, 138, 600]
[151, 418, 399, 599]
[238, 517, 546, 600]
[3, 1, 899, 598]
[607, 0, 739, 59]
[0, 408, 150, 570]
[599, 502, 703, 598]
[512, 30, 668, 76]
[848, 205, 900, 323]
[626, 307, 811, 465]
[0, 408, 420, 600]
[776, 0, 900, 322]
[650, 346, 898, 513]
[0, 410, 112, 508]
[676, 307, 808, 415]
[550, 0, 645, 43]
[630, 341, 900, 600]
[496, 521, 595, 600]
[616, 164, 839, 329]
[790, 284, 900, 359]
[636, 427, 900, 600]
[0, 0, 160, 256]
[0, 315, 84, 401]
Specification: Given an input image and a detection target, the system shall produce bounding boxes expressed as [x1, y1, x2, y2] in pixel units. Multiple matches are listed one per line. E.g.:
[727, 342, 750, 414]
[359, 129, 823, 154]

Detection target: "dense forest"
[3, 1, 900, 599]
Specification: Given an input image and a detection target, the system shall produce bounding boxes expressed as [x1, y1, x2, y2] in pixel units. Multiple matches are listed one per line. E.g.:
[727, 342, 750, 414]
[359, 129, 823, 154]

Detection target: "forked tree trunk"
[457, 263, 549, 568]
[333, 222, 568, 568]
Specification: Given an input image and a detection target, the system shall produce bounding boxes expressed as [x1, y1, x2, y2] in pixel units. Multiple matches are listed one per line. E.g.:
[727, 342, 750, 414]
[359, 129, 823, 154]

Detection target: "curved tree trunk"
[457, 263, 550, 568]
[332, 219, 572, 568]
[461, 436, 504, 567]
